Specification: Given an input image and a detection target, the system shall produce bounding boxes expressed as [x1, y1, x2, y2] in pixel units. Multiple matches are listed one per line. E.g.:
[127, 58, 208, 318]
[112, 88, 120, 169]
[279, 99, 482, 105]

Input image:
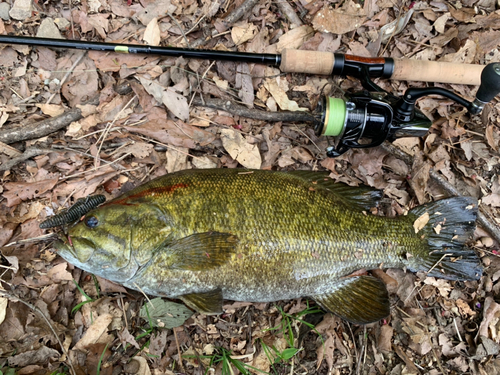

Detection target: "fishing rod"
[1, 35, 499, 156]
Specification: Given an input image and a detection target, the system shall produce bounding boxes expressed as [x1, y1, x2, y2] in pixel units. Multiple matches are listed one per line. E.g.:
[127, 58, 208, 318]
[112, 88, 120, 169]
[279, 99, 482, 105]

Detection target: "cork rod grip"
[280, 49, 335, 75]
[392, 59, 484, 85]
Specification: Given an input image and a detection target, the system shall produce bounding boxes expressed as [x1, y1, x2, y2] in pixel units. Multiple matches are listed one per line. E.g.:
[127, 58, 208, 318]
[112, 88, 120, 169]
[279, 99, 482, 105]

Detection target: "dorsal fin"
[287, 171, 383, 211]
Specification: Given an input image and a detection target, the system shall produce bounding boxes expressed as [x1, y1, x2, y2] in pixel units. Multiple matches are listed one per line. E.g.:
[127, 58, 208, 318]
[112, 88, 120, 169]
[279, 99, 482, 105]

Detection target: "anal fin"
[180, 289, 223, 315]
[312, 276, 389, 324]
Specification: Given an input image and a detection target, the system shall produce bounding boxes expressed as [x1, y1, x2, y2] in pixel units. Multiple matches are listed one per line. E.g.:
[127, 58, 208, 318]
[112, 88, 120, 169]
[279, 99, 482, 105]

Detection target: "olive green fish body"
[55, 169, 482, 324]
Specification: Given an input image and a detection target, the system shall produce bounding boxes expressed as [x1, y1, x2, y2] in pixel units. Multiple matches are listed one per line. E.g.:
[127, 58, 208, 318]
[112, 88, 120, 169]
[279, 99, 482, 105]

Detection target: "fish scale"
[54, 168, 482, 324]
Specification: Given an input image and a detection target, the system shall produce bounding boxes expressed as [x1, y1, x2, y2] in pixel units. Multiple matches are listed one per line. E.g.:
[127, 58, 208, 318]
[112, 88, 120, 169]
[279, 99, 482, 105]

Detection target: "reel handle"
[476, 63, 500, 103]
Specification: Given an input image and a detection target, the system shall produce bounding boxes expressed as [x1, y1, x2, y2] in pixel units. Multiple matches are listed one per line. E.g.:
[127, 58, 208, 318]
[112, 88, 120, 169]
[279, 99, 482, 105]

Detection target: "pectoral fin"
[312, 276, 389, 324]
[180, 289, 223, 315]
[167, 232, 239, 271]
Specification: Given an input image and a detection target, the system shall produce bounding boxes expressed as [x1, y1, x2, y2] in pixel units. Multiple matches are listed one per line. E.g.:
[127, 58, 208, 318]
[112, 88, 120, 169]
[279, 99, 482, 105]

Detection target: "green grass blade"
[96, 343, 109, 375]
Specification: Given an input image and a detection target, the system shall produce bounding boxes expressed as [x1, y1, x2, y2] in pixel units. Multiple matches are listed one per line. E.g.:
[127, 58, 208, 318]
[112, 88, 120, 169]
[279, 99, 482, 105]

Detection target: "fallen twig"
[0, 95, 99, 145]
[276, 0, 303, 26]
[223, 0, 261, 28]
[0, 147, 58, 172]
[192, 97, 317, 123]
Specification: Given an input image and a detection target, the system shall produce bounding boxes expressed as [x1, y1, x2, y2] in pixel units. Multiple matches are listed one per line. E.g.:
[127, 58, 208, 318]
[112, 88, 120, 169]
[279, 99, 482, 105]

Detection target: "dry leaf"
[456, 299, 476, 317]
[263, 67, 308, 112]
[88, 0, 101, 13]
[74, 313, 113, 350]
[433, 13, 450, 34]
[377, 325, 394, 353]
[0, 297, 7, 326]
[136, 0, 176, 26]
[8, 346, 60, 368]
[261, 127, 281, 169]
[0, 47, 18, 67]
[231, 21, 258, 45]
[413, 212, 429, 233]
[138, 76, 190, 120]
[220, 128, 262, 169]
[64, 121, 82, 138]
[162, 89, 189, 121]
[0, 140, 21, 156]
[440, 39, 476, 64]
[482, 194, 500, 207]
[89, 50, 158, 73]
[392, 137, 421, 156]
[59, 54, 99, 107]
[479, 297, 500, 340]
[166, 147, 190, 173]
[95, 276, 128, 294]
[192, 155, 218, 169]
[315, 314, 346, 370]
[3, 179, 58, 207]
[423, 277, 451, 297]
[128, 356, 152, 375]
[10, 201, 45, 224]
[47, 263, 73, 282]
[0, 111, 9, 128]
[236, 63, 254, 108]
[485, 125, 499, 151]
[312, 1, 366, 35]
[401, 317, 433, 356]
[123, 119, 215, 148]
[189, 107, 216, 127]
[88, 14, 109, 39]
[143, 17, 161, 46]
[372, 269, 398, 289]
[138, 76, 163, 102]
[213, 76, 229, 90]
[252, 337, 288, 372]
[379, 8, 414, 43]
[275, 25, 314, 52]
[118, 327, 141, 349]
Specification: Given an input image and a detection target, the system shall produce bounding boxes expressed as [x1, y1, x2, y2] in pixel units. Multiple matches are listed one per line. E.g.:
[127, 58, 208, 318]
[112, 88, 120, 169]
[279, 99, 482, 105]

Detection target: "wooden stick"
[0, 94, 99, 145]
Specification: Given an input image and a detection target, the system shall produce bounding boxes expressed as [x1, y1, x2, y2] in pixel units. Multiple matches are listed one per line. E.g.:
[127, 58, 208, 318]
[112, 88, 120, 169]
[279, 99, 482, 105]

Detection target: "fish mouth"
[54, 237, 74, 255]
[54, 235, 95, 264]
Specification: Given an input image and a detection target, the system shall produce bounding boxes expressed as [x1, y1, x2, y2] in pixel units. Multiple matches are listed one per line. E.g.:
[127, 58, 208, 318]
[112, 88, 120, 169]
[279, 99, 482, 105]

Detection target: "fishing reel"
[313, 62, 500, 157]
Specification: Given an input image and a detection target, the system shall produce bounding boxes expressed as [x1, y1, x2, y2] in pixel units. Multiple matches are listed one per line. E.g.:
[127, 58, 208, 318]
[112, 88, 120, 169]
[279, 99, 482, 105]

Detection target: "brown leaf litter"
[0, 0, 500, 374]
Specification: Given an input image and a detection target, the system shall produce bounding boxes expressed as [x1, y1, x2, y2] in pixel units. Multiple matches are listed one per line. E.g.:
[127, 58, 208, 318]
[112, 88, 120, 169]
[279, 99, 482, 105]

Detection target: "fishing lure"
[40, 195, 106, 229]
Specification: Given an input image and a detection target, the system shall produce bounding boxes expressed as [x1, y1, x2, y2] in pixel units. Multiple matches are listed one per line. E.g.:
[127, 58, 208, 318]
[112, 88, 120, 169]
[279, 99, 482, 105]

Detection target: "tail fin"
[407, 197, 482, 281]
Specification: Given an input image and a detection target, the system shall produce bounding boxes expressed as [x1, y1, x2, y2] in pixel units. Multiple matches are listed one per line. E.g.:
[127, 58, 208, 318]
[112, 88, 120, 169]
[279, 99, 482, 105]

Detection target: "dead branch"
[276, 0, 303, 26]
[192, 97, 317, 123]
[0, 147, 57, 172]
[381, 141, 500, 244]
[0, 95, 99, 145]
[223, 0, 261, 27]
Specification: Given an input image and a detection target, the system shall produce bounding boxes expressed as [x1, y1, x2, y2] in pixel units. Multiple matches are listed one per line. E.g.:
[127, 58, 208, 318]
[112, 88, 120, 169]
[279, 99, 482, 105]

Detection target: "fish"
[53, 169, 482, 324]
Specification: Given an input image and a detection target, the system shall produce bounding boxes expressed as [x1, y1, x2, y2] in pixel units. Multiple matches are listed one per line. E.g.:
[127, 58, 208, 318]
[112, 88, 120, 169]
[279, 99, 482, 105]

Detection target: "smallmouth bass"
[53, 169, 482, 324]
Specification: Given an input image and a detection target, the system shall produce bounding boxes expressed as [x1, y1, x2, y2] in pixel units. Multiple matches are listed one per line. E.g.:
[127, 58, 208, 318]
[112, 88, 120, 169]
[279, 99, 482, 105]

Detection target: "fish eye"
[85, 216, 99, 228]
